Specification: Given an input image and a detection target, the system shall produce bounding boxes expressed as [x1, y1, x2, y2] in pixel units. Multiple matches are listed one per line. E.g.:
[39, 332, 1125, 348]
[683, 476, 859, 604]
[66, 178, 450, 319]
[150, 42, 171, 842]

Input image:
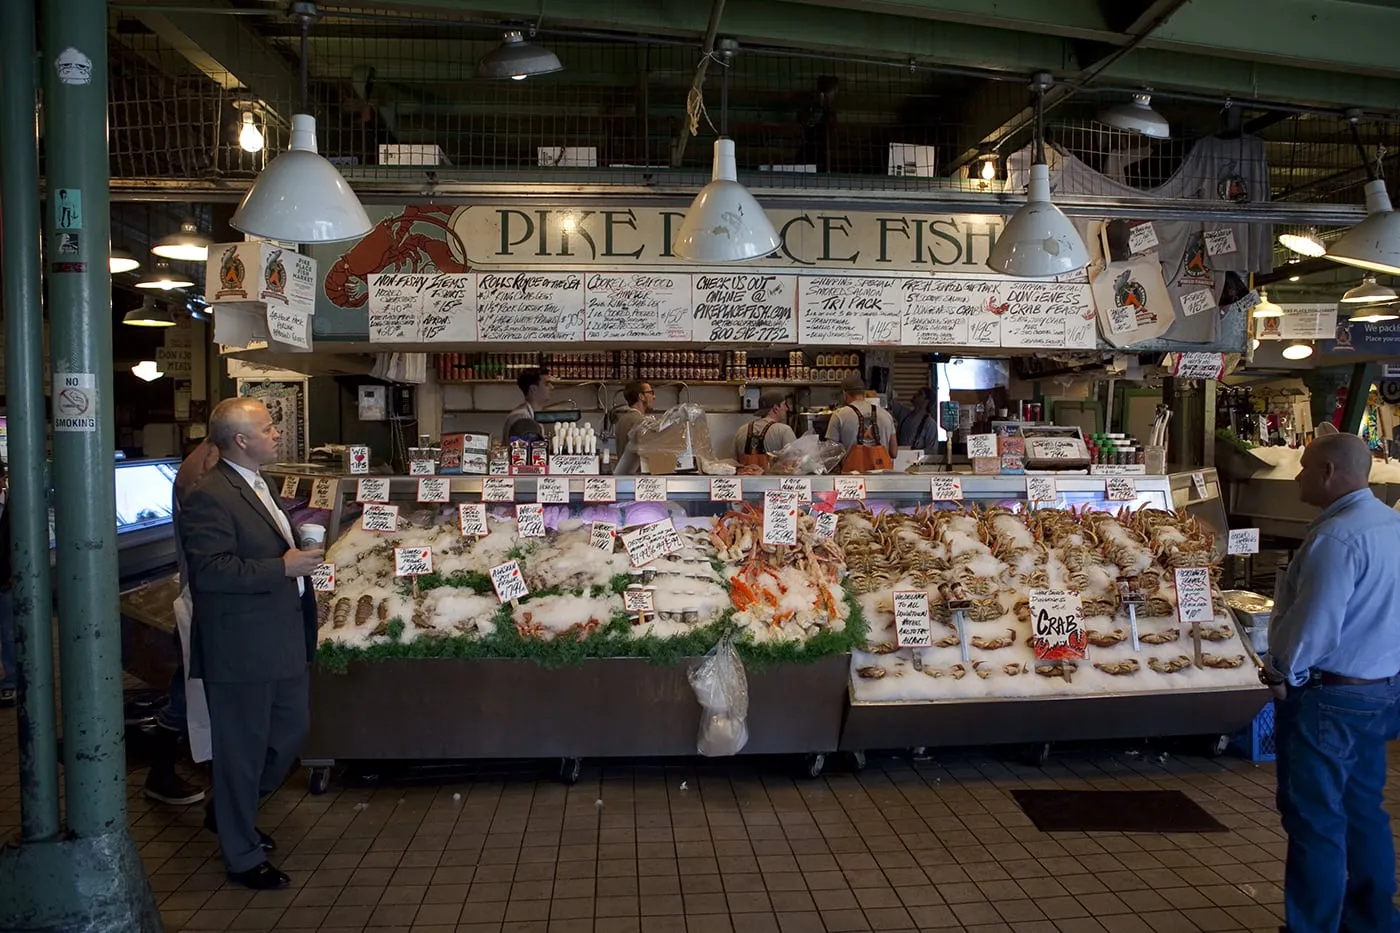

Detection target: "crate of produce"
[1230, 702, 1276, 762]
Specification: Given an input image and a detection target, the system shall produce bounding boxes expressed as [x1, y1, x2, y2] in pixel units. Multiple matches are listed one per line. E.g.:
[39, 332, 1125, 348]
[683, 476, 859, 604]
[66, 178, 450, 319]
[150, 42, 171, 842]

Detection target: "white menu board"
[476, 272, 586, 342]
[692, 274, 797, 343]
[367, 273, 478, 343]
[900, 278, 1002, 348]
[584, 272, 693, 341]
[798, 276, 901, 345]
[998, 281, 1096, 350]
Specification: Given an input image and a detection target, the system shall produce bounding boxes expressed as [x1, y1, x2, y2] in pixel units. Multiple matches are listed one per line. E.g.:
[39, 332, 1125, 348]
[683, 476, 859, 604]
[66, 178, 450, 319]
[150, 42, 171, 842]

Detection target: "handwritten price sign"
[348, 445, 370, 475]
[834, 477, 866, 501]
[893, 590, 932, 648]
[583, 477, 617, 503]
[762, 491, 799, 545]
[811, 509, 838, 540]
[1026, 476, 1058, 502]
[309, 478, 338, 510]
[489, 559, 529, 603]
[623, 587, 656, 614]
[394, 546, 433, 577]
[1227, 528, 1260, 555]
[1204, 227, 1237, 256]
[1030, 589, 1086, 661]
[280, 476, 300, 498]
[408, 459, 436, 476]
[361, 503, 399, 533]
[634, 477, 668, 502]
[311, 563, 335, 593]
[356, 478, 390, 503]
[536, 477, 570, 504]
[1127, 221, 1159, 255]
[458, 502, 488, 537]
[482, 477, 515, 502]
[1174, 567, 1214, 624]
[417, 477, 450, 503]
[929, 476, 963, 500]
[710, 477, 743, 502]
[516, 503, 546, 538]
[967, 434, 999, 459]
[1105, 477, 1138, 501]
[778, 477, 812, 502]
[1191, 472, 1209, 500]
[590, 520, 617, 552]
[549, 455, 597, 475]
[620, 518, 684, 567]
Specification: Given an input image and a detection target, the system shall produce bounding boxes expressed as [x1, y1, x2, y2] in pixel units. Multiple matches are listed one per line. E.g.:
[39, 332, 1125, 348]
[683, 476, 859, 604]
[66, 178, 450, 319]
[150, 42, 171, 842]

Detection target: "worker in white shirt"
[734, 389, 797, 468]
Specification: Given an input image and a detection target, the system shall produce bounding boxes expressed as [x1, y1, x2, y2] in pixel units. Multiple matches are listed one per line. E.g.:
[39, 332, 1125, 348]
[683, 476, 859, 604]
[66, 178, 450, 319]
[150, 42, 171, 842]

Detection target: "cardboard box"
[205, 242, 317, 352]
[538, 146, 597, 167]
[888, 143, 937, 178]
[378, 144, 450, 166]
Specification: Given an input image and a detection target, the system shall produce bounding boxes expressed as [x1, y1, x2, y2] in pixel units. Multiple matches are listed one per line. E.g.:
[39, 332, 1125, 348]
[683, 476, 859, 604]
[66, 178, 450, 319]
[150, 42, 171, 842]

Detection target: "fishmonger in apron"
[840, 404, 893, 473]
[738, 420, 776, 470]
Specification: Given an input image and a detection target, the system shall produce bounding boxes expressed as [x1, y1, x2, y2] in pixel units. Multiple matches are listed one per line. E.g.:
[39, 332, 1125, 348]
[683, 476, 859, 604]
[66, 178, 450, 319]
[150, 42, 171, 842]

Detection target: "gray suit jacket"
[180, 461, 317, 683]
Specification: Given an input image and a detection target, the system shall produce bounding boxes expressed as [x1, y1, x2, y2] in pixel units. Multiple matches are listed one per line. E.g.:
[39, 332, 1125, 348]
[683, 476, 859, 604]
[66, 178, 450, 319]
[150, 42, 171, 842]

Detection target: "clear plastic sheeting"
[688, 633, 750, 757]
[767, 433, 847, 476]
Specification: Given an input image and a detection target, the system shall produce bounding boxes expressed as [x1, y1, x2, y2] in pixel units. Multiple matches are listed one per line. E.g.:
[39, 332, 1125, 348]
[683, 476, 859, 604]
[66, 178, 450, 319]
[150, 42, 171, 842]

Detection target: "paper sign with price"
[590, 521, 617, 552]
[394, 546, 433, 577]
[1174, 567, 1214, 624]
[834, 477, 866, 501]
[634, 477, 668, 502]
[623, 587, 656, 613]
[362, 503, 399, 533]
[458, 503, 488, 537]
[280, 476, 300, 498]
[1108, 304, 1139, 335]
[549, 455, 597, 475]
[409, 459, 436, 476]
[417, 477, 450, 503]
[482, 477, 515, 502]
[710, 477, 743, 502]
[1181, 289, 1215, 318]
[929, 476, 963, 500]
[893, 590, 932, 648]
[356, 478, 390, 503]
[762, 491, 799, 545]
[1174, 352, 1225, 380]
[349, 445, 370, 474]
[1127, 221, 1159, 254]
[1026, 476, 1058, 502]
[1030, 589, 1087, 660]
[1227, 528, 1260, 555]
[516, 503, 546, 537]
[536, 477, 569, 504]
[1105, 477, 1137, 501]
[489, 559, 529, 603]
[620, 518, 684, 567]
[583, 477, 617, 503]
[1204, 228, 1237, 256]
[1191, 472, 1209, 500]
[309, 478, 337, 510]
[778, 477, 812, 502]
[811, 510, 838, 540]
[967, 434, 999, 459]
[311, 563, 336, 593]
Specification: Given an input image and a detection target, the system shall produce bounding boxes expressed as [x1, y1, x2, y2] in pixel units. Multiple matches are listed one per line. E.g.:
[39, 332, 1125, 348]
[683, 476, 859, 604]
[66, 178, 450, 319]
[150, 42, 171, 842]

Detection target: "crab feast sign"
[310, 205, 1097, 350]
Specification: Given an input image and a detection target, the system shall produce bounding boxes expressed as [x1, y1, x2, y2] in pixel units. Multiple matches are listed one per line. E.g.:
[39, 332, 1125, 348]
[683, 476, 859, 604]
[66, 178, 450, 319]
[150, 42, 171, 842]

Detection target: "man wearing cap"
[733, 389, 797, 468]
[825, 375, 897, 472]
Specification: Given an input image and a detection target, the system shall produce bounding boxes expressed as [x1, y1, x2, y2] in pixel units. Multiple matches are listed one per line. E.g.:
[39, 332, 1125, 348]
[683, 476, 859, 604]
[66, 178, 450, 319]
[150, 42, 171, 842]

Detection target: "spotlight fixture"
[109, 248, 140, 274]
[122, 298, 177, 327]
[1096, 90, 1170, 140]
[134, 260, 195, 291]
[151, 218, 212, 262]
[987, 72, 1089, 277]
[476, 29, 563, 80]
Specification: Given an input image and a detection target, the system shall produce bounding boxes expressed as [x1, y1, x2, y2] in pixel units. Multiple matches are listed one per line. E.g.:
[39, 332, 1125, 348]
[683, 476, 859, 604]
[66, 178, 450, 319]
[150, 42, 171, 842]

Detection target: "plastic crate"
[1229, 703, 1276, 762]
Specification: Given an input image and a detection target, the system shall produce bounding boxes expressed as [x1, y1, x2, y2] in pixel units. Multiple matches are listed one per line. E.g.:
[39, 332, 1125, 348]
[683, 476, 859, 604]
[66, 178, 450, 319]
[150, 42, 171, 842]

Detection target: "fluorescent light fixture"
[1279, 228, 1325, 257]
[134, 260, 194, 291]
[1252, 288, 1283, 318]
[1340, 273, 1398, 303]
[230, 113, 371, 244]
[1096, 91, 1169, 140]
[673, 139, 781, 263]
[476, 30, 563, 80]
[131, 360, 165, 381]
[152, 218, 212, 262]
[122, 298, 176, 327]
[239, 112, 264, 153]
[1327, 178, 1400, 275]
[988, 74, 1088, 277]
[1281, 341, 1314, 361]
[109, 249, 140, 274]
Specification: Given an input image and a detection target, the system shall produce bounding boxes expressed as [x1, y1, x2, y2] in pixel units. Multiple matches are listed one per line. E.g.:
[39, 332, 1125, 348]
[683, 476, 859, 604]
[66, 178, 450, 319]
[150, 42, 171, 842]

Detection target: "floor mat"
[1011, 788, 1229, 833]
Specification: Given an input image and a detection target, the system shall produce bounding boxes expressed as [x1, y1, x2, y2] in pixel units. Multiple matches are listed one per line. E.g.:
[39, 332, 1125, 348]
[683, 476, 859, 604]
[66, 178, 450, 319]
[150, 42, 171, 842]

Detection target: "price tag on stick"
[811, 509, 838, 540]
[361, 503, 399, 533]
[590, 520, 617, 552]
[280, 476, 300, 499]
[1105, 477, 1137, 501]
[458, 503, 488, 537]
[515, 503, 546, 538]
[834, 477, 866, 501]
[311, 563, 336, 593]
[761, 491, 799, 546]
[356, 478, 390, 503]
[1227, 528, 1260, 555]
[489, 559, 529, 603]
[394, 546, 433, 577]
[417, 477, 451, 503]
[1029, 589, 1087, 661]
[893, 590, 932, 648]
[309, 478, 337, 511]
[967, 434, 999, 459]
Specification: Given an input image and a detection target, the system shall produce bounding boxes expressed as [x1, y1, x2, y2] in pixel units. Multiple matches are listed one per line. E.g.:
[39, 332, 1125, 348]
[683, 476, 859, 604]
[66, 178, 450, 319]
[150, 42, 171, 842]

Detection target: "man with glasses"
[613, 381, 655, 470]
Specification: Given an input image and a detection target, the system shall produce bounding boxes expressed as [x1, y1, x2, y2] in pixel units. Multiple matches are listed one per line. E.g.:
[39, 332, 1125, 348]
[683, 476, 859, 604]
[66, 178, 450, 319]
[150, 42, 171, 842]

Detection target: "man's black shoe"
[204, 806, 275, 852]
[226, 862, 289, 891]
[144, 769, 205, 806]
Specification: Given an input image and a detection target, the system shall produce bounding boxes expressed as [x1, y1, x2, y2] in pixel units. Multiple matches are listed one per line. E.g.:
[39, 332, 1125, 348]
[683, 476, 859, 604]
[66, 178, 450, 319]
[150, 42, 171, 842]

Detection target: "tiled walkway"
[0, 700, 1382, 933]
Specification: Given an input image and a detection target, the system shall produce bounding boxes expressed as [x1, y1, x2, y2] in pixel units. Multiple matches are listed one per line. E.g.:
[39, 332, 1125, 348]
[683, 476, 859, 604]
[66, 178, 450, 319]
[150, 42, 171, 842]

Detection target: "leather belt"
[1315, 671, 1391, 687]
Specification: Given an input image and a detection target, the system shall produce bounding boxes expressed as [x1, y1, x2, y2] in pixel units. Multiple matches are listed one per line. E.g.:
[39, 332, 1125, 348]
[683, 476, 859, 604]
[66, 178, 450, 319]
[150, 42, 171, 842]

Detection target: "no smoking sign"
[54, 372, 97, 432]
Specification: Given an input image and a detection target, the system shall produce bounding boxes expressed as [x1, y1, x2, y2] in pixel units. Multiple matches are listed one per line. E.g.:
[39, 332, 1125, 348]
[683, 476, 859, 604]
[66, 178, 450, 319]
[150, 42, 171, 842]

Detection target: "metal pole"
[1340, 363, 1378, 435]
[41, 0, 126, 839]
[1, 0, 59, 843]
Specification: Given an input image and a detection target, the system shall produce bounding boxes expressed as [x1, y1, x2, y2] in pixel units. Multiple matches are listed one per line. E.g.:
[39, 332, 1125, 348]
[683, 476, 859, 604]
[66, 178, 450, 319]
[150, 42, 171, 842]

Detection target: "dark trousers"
[1275, 678, 1400, 933]
[205, 673, 309, 873]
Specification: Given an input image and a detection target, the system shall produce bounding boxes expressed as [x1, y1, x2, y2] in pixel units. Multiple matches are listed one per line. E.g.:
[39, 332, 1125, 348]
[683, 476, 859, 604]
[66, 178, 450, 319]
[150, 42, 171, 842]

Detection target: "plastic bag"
[767, 433, 847, 476]
[630, 403, 717, 474]
[688, 633, 750, 757]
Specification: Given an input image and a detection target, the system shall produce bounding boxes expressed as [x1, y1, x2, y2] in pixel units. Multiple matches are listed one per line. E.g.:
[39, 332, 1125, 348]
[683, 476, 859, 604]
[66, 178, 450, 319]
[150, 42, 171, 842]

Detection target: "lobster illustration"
[985, 298, 1010, 316]
[324, 206, 469, 308]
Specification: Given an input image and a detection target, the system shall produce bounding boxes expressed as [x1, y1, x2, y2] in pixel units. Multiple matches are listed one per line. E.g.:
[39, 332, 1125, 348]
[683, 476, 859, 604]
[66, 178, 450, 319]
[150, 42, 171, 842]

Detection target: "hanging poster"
[798, 276, 902, 345]
[584, 272, 693, 341]
[476, 272, 586, 342]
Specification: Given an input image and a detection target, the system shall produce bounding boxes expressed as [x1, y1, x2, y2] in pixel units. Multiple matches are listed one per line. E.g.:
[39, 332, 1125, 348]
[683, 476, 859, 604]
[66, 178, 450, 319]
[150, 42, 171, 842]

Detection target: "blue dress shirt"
[1268, 488, 1400, 686]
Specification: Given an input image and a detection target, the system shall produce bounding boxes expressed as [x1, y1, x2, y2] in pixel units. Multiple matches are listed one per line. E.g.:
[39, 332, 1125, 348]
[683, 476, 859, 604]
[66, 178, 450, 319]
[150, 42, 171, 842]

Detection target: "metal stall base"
[300, 654, 851, 789]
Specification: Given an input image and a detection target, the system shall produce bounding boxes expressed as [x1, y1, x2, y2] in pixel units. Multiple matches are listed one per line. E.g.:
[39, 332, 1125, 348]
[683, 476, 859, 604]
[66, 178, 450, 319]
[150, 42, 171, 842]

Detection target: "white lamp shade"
[673, 139, 781, 263]
[1252, 289, 1283, 318]
[123, 299, 176, 327]
[1347, 306, 1400, 323]
[109, 249, 140, 274]
[152, 218, 211, 262]
[1327, 179, 1400, 276]
[134, 260, 195, 291]
[1281, 342, 1314, 360]
[476, 31, 563, 80]
[1278, 230, 1325, 257]
[1340, 274, 1398, 303]
[231, 114, 372, 245]
[1096, 93, 1170, 139]
[131, 361, 165, 381]
[986, 163, 1089, 277]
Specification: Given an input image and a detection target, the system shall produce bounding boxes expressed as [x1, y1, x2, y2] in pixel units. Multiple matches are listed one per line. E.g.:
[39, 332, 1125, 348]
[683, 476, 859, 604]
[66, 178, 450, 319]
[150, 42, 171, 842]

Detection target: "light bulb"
[980, 159, 996, 181]
[511, 74, 527, 81]
[560, 212, 578, 234]
[238, 112, 264, 153]
[1282, 342, 1314, 361]
[1289, 275, 1300, 282]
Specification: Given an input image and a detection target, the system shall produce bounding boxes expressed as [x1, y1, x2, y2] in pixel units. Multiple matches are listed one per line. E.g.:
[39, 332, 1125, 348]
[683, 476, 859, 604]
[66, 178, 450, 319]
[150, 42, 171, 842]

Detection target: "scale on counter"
[1020, 425, 1091, 471]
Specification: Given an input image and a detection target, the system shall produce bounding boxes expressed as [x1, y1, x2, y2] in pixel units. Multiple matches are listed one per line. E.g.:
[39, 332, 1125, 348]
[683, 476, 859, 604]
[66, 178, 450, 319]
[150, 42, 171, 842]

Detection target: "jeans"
[0, 589, 13, 691]
[1276, 678, 1400, 933]
[156, 631, 188, 733]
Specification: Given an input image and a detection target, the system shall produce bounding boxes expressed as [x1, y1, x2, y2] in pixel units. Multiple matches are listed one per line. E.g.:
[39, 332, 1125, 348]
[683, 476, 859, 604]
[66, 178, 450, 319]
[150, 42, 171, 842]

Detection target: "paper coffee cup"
[298, 523, 326, 548]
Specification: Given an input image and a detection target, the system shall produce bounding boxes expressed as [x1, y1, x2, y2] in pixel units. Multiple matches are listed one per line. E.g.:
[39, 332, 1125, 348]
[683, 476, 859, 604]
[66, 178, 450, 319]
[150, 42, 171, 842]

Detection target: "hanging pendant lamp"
[1278, 227, 1325, 258]
[231, 1, 370, 244]
[152, 217, 212, 262]
[109, 248, 140, 274]
[1341, 273, 1398, 304]
[1096, 90, 1170, 140]
[988, 73, 1089, 277]
[673, 41, 780, 263]
[131, 361, 165, 381]
[134, 261, 195, 292]
[1281, 341, 1315, 361]
[1327, 113, 1400, 275]
[123, 297, 177, 327]
[1251, 288, 1283, 318]
[476, 29, 562, 80]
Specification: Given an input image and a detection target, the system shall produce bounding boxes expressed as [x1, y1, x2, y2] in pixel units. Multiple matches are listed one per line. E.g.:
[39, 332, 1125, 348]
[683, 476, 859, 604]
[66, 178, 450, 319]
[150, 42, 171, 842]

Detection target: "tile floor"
[0, 699, 1370, 933]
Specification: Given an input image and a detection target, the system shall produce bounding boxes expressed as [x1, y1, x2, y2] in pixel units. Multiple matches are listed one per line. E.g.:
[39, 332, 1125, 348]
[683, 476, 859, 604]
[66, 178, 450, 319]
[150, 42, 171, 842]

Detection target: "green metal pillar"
[0, 0, 59, 845]
[0, 0, 162, 928]
[1339, 363, 1377, 436]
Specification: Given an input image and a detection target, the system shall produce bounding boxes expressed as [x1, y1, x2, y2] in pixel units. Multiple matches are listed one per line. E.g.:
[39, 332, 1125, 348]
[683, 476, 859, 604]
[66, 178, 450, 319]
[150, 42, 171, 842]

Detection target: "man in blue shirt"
[1265, 432, 1400, 933]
